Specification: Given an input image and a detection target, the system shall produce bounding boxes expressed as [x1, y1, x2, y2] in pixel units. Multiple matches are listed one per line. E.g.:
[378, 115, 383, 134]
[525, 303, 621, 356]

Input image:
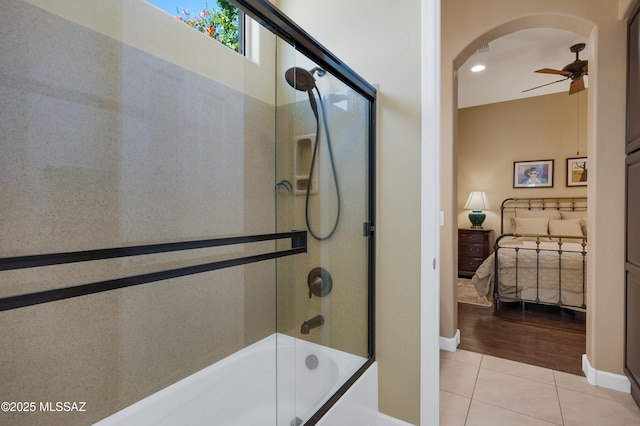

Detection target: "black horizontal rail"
[0, 231, 306, 271]
[0, 231, 307, 312]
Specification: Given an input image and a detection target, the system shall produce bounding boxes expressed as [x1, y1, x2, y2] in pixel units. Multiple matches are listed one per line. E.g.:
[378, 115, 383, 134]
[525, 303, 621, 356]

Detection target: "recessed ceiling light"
[471, 64, 486, 73]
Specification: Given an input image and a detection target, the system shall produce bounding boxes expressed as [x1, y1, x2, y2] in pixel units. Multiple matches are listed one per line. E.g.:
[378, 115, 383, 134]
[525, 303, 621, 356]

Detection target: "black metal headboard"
[500, 197, 588, 234]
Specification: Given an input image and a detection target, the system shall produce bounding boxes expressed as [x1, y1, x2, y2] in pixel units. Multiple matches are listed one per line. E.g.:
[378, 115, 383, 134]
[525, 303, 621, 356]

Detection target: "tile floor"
[440, 349, 640, 425]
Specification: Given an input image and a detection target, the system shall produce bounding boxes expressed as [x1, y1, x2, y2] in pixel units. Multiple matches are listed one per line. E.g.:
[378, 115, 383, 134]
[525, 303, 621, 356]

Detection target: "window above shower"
[147, 0, 246, 54]
[143, 0, 268, 88]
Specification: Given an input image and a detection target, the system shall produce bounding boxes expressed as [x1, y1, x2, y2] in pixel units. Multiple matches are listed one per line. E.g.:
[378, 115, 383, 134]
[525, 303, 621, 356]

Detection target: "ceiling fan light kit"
[524, 43, 588, 95]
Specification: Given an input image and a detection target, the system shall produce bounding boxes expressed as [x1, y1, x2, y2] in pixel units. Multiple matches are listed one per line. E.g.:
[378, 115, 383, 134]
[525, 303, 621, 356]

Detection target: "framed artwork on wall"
[567, 157, 588, 186]
[513, 159, 554, 188]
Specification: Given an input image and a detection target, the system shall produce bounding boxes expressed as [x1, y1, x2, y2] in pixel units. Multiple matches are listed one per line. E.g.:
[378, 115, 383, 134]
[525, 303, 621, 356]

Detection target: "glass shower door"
[275, 40, 372, 424]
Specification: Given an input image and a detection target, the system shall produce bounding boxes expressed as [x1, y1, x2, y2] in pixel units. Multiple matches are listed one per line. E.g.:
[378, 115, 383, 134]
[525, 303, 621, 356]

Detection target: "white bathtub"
[95, 333, 367, 425]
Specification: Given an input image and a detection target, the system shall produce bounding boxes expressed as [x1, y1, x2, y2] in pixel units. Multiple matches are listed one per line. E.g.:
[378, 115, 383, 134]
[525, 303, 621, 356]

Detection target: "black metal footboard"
[492, 233, 587, 315]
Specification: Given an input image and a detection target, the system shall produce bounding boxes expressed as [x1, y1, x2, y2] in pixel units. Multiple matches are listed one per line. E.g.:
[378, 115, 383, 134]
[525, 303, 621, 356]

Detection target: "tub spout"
[300, 315, 324, 334]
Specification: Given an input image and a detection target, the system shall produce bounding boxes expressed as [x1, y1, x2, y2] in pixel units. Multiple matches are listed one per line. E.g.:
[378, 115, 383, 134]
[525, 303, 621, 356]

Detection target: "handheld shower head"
[283, 66, 340, 241]
[285, 67, 316, 92]
[285, 67, 320, 119]
[284, 66, 326, 91]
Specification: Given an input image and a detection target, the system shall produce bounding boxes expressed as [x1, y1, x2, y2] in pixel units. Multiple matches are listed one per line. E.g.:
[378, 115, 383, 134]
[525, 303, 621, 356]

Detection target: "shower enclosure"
[0, 0, 375, 425]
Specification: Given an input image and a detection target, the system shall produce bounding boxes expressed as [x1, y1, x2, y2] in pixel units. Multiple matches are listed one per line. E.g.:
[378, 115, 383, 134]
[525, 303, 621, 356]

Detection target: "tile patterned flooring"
[440, 349, 640, 425]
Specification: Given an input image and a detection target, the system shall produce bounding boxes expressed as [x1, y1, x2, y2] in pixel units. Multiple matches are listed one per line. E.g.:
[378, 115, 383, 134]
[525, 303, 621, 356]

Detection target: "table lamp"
[464, 191, 490, 229]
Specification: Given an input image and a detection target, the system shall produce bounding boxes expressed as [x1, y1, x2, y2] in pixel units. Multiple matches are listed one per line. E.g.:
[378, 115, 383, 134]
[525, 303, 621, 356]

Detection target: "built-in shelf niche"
[294, 134, 318, 195]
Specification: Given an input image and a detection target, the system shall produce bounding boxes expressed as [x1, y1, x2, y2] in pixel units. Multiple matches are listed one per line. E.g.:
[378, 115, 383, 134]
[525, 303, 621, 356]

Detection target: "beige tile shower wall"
[1, 1, 275, 424]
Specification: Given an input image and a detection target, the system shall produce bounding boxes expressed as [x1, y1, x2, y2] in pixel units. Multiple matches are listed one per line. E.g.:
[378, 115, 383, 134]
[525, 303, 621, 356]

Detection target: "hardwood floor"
[457, 301, 586, 376]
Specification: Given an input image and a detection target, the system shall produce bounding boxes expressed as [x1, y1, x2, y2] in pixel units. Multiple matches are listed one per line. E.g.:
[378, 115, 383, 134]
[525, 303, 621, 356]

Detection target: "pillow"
[516, 209, 561, 219]
[559, 211, 588, 235]
[510, 217, 550, 239]
[560, 211, 587, 220]
[549, 218, 583, 237]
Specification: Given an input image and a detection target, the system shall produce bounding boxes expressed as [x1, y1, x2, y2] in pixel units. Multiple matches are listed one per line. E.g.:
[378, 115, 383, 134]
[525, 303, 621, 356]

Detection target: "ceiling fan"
[523, 43, 589, 95]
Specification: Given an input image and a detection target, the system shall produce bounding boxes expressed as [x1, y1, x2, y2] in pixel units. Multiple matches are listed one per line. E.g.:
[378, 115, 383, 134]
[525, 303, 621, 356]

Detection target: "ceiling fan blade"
[535, 68, 573, 77]
[569, 77, 585, 95]
[522, 77, 570, 93]
[582, 63, 588, 74]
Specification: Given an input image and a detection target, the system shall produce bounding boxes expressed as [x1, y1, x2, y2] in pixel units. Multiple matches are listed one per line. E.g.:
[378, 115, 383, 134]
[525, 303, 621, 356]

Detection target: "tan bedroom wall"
[457, 91, 588, 241]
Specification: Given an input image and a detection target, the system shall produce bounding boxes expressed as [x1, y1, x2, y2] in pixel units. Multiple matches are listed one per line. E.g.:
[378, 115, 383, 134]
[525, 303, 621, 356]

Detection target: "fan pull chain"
[576, 92, 580, 156]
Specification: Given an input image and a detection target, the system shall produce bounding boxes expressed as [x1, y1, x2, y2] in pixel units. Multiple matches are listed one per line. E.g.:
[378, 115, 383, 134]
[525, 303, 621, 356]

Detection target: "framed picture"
[513, 159, 554, 188]
[566, 157, 588, 186]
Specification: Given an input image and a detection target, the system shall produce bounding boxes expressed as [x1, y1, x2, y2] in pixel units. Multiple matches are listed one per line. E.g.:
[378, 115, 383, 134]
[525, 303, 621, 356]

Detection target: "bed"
[471, 197, 587, 314]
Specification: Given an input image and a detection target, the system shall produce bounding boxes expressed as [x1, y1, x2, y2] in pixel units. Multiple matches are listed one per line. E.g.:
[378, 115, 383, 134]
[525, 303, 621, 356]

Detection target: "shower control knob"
[307, 267, 333, 298]
[309, 277, 322, 298]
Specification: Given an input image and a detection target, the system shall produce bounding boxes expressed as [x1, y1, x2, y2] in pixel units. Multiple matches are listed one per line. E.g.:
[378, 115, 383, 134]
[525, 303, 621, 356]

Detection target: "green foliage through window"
[176, 1, 240, 52]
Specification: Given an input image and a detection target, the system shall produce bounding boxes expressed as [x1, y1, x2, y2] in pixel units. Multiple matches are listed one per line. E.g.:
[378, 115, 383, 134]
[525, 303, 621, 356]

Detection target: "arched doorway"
[437, 3, 630, 423]
[440, 14, 596, 370]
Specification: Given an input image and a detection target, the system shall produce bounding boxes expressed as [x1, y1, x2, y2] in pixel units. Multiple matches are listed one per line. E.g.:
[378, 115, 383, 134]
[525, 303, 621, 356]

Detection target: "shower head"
[285, 67, 326, 91]
[285, 67, 317, 92]
[285, 67, 321, 119]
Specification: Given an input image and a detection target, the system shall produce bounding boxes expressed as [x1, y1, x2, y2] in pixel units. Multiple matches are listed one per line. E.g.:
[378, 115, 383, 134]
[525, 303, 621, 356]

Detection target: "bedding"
[549, 218, 583, 236]
[559, 211, 588, 235]
[471, 197, 588, 313]
[509, 217, 550, 235]
[472, 237, 587, 309]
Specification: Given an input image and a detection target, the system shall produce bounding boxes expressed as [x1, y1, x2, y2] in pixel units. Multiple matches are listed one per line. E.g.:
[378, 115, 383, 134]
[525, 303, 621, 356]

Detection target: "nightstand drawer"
[458, 256, 485, 272]
[458, 231, 488, 244]
[458, 229, 492, 278]
[459, 243, 484, 257]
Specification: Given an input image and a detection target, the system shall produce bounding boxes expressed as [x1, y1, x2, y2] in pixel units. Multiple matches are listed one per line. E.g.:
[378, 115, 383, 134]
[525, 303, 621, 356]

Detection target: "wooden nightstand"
[458, 229, 492, 278]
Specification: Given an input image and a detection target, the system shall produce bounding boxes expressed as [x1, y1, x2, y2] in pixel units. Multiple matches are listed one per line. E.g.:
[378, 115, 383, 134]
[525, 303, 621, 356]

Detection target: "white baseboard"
[439, 329, 460, 352]
[582, 354, 631, 393]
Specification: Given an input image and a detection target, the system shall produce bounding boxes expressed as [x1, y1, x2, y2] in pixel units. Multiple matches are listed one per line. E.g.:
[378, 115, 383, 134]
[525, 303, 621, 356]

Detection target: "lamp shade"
[464, 191, 491, 211]
[464, 191, 490, 229]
